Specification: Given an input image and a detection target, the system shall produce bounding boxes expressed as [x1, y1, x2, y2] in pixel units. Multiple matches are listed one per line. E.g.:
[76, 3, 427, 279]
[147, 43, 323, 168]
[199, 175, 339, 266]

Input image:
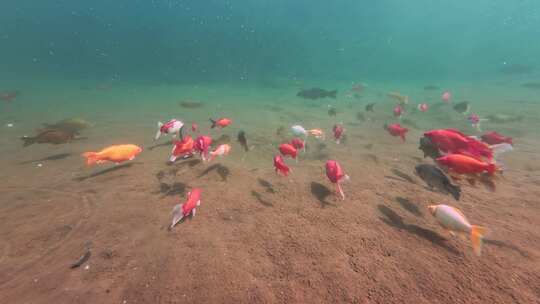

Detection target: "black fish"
[499, 63, 533, 75]
[419, 137, 441, 160]
[522, 82, 540, 90]
[365, 103, 375, 112]
[327, 106, 337, 117]
[453, 101, 470, 114]
[297, 88, 337, 100]
[21, 129, 77, 147]
[415, 164, 461, 200]
[423, 85, 440, 91]
[237, 130, 249, 152]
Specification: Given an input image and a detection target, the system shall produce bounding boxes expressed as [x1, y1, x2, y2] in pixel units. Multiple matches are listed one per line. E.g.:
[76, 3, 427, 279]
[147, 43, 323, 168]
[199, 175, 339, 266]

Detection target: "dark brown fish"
[453, 101, 470, 114]
[297, 88, 337, 100]
[418, 137, 441, 160]
[423, 85, 440, 91]
[365, 103, 375, 112]
[499, 63, 533, 75]
[327, 106, 337, 117]
[415, 164, 461, 200]
[42, 118, 91, 134]
[179, 100, 205, 108]
[21, 129, 77, 147]
[237, 131, 249, 152]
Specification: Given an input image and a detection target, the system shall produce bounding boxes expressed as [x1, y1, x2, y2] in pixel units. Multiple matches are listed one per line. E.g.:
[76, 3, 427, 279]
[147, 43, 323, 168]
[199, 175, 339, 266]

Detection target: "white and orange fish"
[428, 204, 487, 256]
[417, 103, 429, 112]
[209, 144, 231, 161]
[155, 119, 184, 140]
[308, 128, 325, 140]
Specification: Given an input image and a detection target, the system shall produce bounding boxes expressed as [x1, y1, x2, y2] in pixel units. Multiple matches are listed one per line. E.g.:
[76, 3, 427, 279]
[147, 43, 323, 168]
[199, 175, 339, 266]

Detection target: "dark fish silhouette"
[42, 118, 91, 134]
[365, 103, 375, 112]
[179, 100, 204, 108]
[499, 63, 533, 75]
[21, 129, 77, 147]
[418, 137, 441, 160]
[237, 130, 249, 152]
[522, 82, 540, 90]
[297, 88, 337, 100]
[415, 164, 461, 200]
[453, 101, 470, 114]
[356, 112, 366, 121]
[327, 106, 337, 117]
[423, 85, 440, 91]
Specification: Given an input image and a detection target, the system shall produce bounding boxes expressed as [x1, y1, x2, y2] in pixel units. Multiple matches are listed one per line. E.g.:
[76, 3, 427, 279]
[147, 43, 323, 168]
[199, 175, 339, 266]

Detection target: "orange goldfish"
[82, 144, 142, 165]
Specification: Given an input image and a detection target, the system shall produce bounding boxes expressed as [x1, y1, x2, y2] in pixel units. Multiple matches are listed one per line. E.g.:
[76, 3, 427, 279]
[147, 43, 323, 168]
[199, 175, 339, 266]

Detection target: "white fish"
[291, 125, 308, 137]
[155, 119, 184, 140]
[428, 204, 487, 256]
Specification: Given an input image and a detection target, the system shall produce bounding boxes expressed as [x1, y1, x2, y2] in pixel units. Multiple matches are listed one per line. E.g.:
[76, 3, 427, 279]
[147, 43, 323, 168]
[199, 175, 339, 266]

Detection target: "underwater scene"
[1, 1, 540, 303]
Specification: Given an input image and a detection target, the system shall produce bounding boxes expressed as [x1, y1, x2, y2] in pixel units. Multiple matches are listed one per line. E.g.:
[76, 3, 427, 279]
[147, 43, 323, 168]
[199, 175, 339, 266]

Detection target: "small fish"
[82, 144, 142, 165]
[0, 90, 19, 102]
[290, 138, 305, 152]
[291, 125, 308, 137]
[273, 155, 290, 176]
[415, 164, 461, 200]
[423, 85, 440, 91]
[428, 204, 487, 256]
[70, 250, 91, 269]
[279, 143, 298, 160]
[365, 103, 376, 112]
[191, 123, 198, 132]
[21, 129, 76, 146]
[209, 144, 231, 161]
[453, 101, 470, 114]
[194, 135, 213, 161]
[327, 105, 337, 117]
[210, 118, 232, 129]
[442, 91, 451, 103]
[481, 131, 513, 145]
[388, 92, 409, 105]
[297, 88, 337, 100]
[308, 128, 325, 140]
[179, 100, 204, 108]
[393, 105, 404, 118]
[325, 160, 349, 200]
[170, 189, 202, 229]
[170, 136, 194, 162]
[384, 123, 408, 142]
[468, 113, 483, 131]
[237, 130, 249, 152]
[155, 119, 184, 140]
[333, 124, 344, 144]
[417, 103, 429, 112]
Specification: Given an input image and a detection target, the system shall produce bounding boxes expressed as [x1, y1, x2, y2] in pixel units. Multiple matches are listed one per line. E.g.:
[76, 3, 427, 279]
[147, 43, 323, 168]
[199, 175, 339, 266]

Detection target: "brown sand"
[1, 94, 540, 303]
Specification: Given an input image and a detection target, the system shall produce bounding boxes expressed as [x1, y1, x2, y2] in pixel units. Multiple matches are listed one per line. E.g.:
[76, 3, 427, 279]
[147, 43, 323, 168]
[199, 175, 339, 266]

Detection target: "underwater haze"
[2, 0, 540, 84]
[1, 1, 540, 304]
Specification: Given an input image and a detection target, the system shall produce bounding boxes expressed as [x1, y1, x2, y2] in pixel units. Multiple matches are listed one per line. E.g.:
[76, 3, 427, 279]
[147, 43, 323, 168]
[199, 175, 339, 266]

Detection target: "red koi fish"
[210, 118, 232, 129]
[333, 124, 344, 144]
[325, 160, 349, 200]
[170, 188, 202, 228]
[481, 131, 512, 145]
[194, 135, 213, 161]
[170, 136, 194, 162]
[273, 155, 290, 176]
[279, 143, 297, 160]
[385, 123, 408, 142]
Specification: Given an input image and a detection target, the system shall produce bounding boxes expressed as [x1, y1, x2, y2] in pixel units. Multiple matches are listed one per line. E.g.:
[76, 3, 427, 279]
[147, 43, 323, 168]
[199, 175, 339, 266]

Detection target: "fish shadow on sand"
[484, 239, 530, 258]
[385, 169, 417, 184]
[395, 197, 423, 217]
[377, 205, 459, 255]
[158, 182, 186, 197]
[257, 178, 275, 193]
[310, 182, 333, 207]
[19, 153, 72, 164]
[363, 153, 379, 164]
[74, 163, 136, 181]
[148, 140, 173, 151]
[251, 190, 273, 207]
[198, 163, 230, 181]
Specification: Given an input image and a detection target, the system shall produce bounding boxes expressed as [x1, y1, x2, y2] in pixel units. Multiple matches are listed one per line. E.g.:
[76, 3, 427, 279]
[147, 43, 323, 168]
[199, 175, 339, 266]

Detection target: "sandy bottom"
[1, 81, 540, 303]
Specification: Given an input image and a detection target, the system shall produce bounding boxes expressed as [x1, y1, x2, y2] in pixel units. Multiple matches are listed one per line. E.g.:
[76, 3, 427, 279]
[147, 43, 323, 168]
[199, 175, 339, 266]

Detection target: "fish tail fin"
[209, 118, 217, 128]
[82, 152, 98, 166]
[329, 90, 337, 98]
[487, 163, 497, 175]
[400, 129, 408, 142]
[170, 204, 184, 228]
[155, 122, 163, 140]
[20, 136, 35, 147]
[447, 183, 461, 201]
[470, 225, 487, 256]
